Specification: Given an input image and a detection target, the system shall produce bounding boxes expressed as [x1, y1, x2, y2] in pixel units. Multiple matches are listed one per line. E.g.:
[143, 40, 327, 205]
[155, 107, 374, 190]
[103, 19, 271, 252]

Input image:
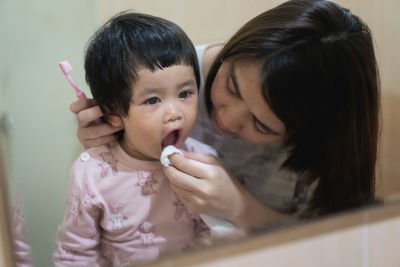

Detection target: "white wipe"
[160, 145, 183, 167]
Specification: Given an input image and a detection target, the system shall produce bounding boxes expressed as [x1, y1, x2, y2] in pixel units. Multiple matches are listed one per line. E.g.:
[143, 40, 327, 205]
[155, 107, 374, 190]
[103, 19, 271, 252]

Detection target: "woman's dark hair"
[205, 0, 380, 217]
[85, 12, 200, 118]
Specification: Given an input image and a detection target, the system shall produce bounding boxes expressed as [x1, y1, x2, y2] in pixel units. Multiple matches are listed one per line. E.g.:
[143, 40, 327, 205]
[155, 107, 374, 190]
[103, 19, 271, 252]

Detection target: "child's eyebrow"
[176, 79, 196, 89]
[139, 87, 162, 97]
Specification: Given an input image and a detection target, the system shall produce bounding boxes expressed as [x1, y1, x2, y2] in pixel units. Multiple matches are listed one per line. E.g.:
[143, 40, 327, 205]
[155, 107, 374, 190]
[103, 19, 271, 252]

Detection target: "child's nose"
[163, 102, 182, 123]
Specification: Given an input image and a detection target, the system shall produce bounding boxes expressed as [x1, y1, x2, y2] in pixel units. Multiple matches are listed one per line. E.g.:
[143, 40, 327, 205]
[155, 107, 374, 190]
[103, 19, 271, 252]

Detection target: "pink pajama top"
[53, 137, 215, 266]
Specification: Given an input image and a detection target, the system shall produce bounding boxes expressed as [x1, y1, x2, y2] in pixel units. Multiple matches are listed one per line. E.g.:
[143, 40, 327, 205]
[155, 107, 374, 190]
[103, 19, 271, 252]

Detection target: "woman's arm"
[70, 98, 122, 148]
[163, 152, 287, 231]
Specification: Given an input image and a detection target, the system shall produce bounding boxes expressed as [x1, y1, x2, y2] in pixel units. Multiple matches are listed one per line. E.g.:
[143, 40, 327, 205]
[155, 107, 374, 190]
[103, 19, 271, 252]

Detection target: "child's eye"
[178, 90, 193, 99]
[144, 97, 161, 105]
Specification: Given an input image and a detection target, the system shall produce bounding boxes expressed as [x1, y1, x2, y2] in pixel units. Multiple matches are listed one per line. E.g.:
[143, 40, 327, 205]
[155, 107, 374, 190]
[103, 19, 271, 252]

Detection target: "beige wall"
[334, 0, 400, 199]
[99, 0, 284, 45]
[100, 0, 400, 198]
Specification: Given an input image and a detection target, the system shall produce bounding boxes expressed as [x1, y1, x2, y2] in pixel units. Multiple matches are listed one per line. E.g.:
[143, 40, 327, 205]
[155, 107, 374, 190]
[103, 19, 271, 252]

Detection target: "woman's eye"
[254, 119, 274, 135]
[144, 97, 160, 105]
[178, 90, 193, 99]
[225, 78, 236, 96]
[254, 123, 270, 135]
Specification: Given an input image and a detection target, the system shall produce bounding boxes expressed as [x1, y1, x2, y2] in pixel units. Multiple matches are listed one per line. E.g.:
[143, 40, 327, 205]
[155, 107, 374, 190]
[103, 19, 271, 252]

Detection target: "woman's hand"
[163, 152, 286, 230]
[70, 98, 122, 149]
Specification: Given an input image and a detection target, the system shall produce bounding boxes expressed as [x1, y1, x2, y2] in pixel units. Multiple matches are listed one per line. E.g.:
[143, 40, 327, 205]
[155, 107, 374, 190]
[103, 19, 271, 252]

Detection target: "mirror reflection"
[0, 0, 399, 266]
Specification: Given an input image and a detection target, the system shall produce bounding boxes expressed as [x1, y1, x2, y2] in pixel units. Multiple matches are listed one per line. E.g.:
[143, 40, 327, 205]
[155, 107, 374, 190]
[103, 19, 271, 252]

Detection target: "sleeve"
[53, 159, 102, 266]
[184, 137, 218, 157]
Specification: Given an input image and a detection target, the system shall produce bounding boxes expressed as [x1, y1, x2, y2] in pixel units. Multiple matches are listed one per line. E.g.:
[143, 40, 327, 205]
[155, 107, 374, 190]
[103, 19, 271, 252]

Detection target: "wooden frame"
[0, 144, 15, 266]
[148, 202, 400, 266]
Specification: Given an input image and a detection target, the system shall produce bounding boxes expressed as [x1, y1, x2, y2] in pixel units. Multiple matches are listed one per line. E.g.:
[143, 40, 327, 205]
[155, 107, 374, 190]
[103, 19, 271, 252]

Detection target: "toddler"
[53, 12, 215, 266]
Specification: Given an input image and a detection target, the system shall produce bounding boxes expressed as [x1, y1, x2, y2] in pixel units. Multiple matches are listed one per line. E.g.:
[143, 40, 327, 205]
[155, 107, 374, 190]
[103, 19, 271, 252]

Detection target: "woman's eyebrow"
[230, 63, 243, 99]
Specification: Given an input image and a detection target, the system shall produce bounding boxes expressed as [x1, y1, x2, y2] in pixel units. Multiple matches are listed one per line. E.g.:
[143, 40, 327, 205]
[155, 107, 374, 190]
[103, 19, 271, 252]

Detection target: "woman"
[71, 0, 380, 230]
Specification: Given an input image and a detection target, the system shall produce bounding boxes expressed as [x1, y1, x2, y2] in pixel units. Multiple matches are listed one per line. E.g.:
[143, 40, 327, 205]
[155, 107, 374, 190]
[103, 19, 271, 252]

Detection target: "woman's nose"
[163, 102, 182, 123]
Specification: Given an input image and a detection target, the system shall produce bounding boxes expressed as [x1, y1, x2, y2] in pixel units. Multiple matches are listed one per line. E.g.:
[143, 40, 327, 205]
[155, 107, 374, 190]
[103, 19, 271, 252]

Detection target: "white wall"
[0, 1, 98, 266]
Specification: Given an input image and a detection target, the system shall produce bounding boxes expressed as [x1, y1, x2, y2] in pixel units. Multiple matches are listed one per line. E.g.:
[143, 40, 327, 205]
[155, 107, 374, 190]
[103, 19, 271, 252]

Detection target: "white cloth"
[160, 146, 183, 167]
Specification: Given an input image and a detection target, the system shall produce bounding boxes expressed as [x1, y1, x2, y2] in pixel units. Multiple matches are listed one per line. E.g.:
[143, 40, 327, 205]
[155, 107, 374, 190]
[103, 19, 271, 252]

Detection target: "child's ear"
[107, 115, 124, 128]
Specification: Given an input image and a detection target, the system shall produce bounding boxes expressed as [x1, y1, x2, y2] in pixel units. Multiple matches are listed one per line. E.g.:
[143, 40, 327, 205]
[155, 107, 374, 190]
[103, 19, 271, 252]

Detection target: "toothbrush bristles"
[59, 60, 73, 73]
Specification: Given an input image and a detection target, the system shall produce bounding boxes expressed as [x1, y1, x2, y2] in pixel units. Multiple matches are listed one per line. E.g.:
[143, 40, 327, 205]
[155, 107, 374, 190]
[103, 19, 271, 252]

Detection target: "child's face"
[116, 65, 198, 161]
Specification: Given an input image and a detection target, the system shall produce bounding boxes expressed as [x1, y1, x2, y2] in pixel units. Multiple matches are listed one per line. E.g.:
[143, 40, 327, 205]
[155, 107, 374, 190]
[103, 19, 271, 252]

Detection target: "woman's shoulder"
[201, 44, 222, 78]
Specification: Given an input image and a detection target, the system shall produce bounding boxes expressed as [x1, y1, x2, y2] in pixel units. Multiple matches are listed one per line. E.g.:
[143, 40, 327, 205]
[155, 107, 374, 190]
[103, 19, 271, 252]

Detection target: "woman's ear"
[107, 115, 124, 128]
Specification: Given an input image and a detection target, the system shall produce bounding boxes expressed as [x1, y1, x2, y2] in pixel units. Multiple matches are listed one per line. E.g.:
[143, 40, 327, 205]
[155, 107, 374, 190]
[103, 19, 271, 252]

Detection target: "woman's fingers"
[77, 106, 104, 127]
[69, 98, 97, 114]
[70, 97, 122, 148]
[164, 165, 205, 192]
[171, 185, 206, 213]
[70, 97, 103, 127]
[179, 150, 220, 165]
[77, 122, 121, 149]
[78, 121, 121, 139]
[168, 153, 220, 179]
[80, 134, 118, 149]
[165, 153, 246, 222]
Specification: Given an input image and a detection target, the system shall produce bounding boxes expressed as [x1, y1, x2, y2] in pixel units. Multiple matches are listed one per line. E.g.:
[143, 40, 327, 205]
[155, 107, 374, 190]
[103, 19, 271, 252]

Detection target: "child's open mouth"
[161, 129, 181, 149]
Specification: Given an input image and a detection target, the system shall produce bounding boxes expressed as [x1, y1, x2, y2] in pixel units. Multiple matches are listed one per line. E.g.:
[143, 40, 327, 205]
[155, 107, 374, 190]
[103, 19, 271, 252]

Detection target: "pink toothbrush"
[59, 60, 87, 99]
[59, 60, 102, 123]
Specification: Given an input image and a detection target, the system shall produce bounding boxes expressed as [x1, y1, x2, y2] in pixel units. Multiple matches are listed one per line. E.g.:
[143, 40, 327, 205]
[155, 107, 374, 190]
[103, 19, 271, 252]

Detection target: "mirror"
[0, 0, 399, 266]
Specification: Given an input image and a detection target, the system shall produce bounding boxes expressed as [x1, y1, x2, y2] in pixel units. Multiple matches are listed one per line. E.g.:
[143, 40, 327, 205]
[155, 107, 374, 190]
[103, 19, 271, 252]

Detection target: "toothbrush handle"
[59, 61, 102, 124]
[65, 74, 87, 99]
[67, 78, 102, 124]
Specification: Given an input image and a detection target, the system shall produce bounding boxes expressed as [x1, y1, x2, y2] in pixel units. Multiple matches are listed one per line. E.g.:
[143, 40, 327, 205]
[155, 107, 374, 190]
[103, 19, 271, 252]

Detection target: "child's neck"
[119, 138, 159, 162]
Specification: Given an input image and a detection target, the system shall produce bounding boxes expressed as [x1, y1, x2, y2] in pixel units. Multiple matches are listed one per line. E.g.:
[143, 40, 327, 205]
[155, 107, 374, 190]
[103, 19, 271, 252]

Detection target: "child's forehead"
[135, 64, 195, 80]
[136, 63, 194, 74]
[130, 64, 197, 92]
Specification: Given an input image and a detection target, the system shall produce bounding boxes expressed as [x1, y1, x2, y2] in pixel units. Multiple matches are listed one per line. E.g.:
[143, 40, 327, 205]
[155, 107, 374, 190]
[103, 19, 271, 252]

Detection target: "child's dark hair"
[85, 12, 200, 119]
[205, 0, 380, 217]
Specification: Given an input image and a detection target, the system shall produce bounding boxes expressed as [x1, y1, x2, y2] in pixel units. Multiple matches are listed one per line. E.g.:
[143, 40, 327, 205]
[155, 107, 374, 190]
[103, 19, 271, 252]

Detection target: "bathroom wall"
[335, 0, 400, 199]
[0, 1, 99, 266]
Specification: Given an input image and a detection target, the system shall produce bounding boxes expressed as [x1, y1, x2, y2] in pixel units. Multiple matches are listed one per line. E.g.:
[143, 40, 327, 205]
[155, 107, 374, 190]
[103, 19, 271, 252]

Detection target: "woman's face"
[210, 59, 285, 144]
